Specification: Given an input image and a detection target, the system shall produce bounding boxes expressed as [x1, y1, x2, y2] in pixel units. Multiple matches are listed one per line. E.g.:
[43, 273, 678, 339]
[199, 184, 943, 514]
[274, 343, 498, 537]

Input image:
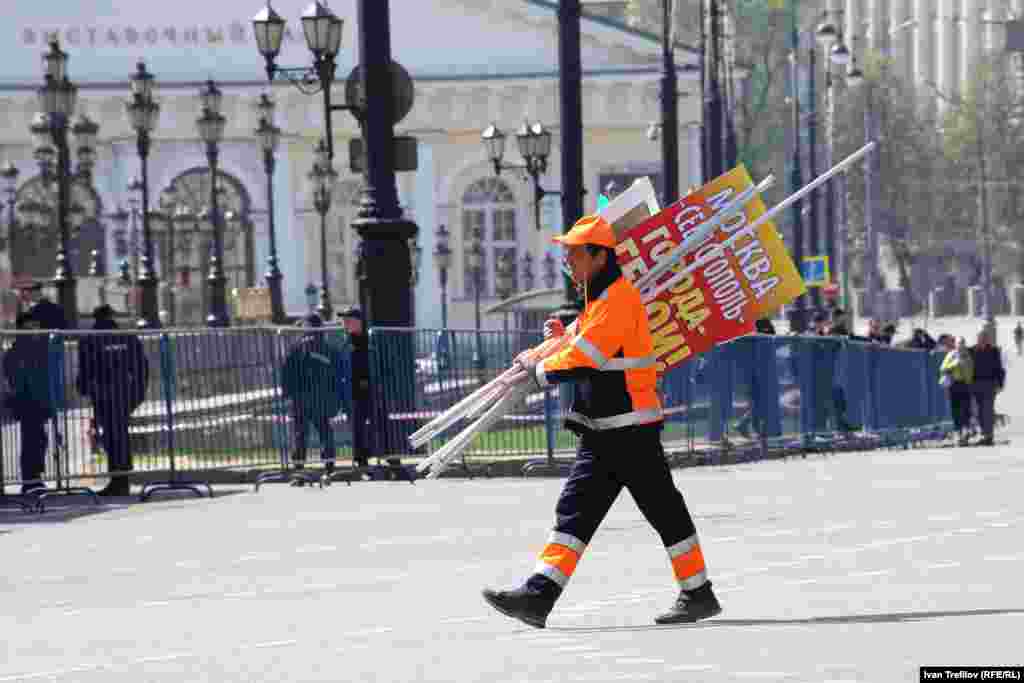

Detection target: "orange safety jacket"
[534, 261, 663, 433]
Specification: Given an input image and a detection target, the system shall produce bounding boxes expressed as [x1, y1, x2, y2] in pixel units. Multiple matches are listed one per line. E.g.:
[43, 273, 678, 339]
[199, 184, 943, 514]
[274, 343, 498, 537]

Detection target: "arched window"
[461, 176, 517, 298]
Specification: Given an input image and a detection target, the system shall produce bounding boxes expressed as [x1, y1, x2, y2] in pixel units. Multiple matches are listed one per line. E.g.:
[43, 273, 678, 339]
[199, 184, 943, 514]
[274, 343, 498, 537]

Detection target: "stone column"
[938, 0, 960, 102]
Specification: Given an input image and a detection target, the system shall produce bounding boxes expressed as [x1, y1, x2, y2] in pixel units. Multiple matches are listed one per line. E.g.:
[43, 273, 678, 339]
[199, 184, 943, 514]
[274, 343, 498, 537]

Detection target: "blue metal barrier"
[365, 330, 955, 466]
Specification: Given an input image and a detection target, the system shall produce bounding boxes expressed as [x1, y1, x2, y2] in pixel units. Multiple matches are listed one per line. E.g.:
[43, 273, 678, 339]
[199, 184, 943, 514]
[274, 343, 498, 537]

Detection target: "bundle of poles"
[412, 142, 875, 478]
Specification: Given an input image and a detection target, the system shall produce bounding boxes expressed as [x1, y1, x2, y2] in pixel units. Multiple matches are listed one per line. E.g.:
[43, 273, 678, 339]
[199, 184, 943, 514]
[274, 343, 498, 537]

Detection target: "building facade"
[835, 0, 1023, 96]
[0, 0, 702, 329]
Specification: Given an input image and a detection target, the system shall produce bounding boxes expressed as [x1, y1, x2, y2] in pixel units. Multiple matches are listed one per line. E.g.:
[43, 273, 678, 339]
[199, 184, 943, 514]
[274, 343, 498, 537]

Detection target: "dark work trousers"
[94, 400, 133, 473]
[19, 416, 48, 482]
[948, 382, 972, 433]
[972, 380, 999, 441]
[527, 423, 698, 598]
[291, 402, 336, 464]
[351, 397, 372, 467]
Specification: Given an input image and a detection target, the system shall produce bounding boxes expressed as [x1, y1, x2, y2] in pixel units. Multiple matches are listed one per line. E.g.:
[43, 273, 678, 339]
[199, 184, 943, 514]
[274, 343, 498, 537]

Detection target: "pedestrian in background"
[280, 313, 347, 475]
[2, 309, 58, 493]
[940, 336, 973, 447]
[1013, 321, 1023, 357]
[76, 305, 148, 497]
[969, 327, 1005, 447]
[338, 306, 374, 469]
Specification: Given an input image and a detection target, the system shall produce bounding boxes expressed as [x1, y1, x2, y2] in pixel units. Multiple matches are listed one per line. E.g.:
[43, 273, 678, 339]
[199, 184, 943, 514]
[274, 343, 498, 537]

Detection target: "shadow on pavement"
[550, 607, 1024, 633]
[0, 487, 248, 527]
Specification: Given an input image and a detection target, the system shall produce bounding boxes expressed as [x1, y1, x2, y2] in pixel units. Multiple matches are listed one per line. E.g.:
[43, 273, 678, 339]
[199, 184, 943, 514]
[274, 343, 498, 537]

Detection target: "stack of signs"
[599, 167, 806, 373]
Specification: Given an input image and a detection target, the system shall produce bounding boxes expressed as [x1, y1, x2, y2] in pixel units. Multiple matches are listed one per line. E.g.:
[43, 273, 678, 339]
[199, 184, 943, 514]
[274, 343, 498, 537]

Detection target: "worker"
[481, 214, 721, 628]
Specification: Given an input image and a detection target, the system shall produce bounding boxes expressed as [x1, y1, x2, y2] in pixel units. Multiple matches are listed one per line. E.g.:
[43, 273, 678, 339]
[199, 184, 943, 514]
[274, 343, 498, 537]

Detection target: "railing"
[0, 325, 952, 509]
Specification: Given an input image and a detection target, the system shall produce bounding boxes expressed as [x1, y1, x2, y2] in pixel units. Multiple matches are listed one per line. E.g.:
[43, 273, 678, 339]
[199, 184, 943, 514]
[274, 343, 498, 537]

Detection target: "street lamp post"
[816, 17, 850, 308]
[467, 226, 484, 374]
[253, 0, 417, 329]
[196, 80, 229, 327]
[846, 62, 880, 321]
[125, 60, 161, 328]
[482, 121, 560, 232]
[409, 236, 422, 324]
[310, 138, 337, 319]
[36, 38, 80, 328]
[0, 162, 18, 251]
[255, 93, 286, 324]
[787, 40, 807, 333]
[660, 0, 680, 203]
[433, 224, 451, 329]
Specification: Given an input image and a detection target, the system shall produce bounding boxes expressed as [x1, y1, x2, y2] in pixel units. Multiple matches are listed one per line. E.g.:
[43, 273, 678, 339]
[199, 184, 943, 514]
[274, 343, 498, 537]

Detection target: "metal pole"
[167, 214, 176, 325]
[661, 0, 680, 204]
[317, 205, 332, 319]
[699, 0, 710, 183]
[864, 84, 879, 321]
[824, 59, 837, 300]
[206, 143, 229, 327]
[708, 0, 724, 178]
[440, 267, 448, 329]
[807, 42, 821, 312]
[264, 150, 285, 323]
[557, 0, 584, 313]
[53, 120, 77, 328]
[136, 136, 160, 328]
[977, 115, 994, 324]
[351, 0, 417, 328]
[789, 33, 806, 333]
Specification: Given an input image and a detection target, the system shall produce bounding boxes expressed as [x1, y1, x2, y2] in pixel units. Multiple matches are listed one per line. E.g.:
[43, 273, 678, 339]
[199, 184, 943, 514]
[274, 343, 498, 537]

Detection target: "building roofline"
[0, 65, 698, 93]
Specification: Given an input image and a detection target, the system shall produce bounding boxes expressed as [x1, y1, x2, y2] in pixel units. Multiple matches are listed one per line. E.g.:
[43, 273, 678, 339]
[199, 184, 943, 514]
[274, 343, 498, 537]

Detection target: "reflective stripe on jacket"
[536, 265, 662, 433]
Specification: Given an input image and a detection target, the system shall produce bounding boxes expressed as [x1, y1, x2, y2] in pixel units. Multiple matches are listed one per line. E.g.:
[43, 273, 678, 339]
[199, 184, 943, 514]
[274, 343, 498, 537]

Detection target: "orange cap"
[551, 214, 617, 249]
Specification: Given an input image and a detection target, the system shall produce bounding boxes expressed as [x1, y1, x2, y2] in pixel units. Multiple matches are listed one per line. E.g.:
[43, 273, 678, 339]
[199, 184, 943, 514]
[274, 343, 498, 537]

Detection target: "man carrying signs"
[481, 214, 721, 629]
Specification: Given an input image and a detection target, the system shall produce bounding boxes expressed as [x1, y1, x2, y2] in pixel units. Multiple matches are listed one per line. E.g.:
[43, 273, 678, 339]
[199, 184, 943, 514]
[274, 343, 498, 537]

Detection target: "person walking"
[76, 305, 149, 497]
[481, 215, 721, 629]
[1013, 321, 1023, 357]
[338, 306, 374, 468]
[969, 327, 1005, 446]
[280, 313, 347, 475]
[940, 336, 974, 447]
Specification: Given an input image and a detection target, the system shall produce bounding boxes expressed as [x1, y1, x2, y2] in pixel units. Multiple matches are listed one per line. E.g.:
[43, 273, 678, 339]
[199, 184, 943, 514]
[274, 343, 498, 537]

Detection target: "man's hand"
[543, 318, 565, 340]
[514, 350, 543, 390]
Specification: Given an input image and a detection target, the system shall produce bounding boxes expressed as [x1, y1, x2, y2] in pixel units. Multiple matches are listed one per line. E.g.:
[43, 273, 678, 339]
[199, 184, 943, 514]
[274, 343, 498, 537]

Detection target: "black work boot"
[482, 585, 556, 629]
[654, 582, 722, 625]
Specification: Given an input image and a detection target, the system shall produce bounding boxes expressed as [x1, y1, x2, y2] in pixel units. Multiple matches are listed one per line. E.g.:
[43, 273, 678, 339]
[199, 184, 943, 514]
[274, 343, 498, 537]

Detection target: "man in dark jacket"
[281, 313, 347, 473]
[76, 305, 148, 496]
[2, 309, 57, 493]
[970, 326, 1005, 446]
[338, 306, 373, 468]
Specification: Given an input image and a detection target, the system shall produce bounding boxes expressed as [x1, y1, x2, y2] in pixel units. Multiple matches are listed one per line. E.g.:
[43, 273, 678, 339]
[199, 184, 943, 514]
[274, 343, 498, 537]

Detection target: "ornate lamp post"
[482, 121, 560, 232]
[433, 224, 451, 328]
[309, 138, 337, 319]
[196, 79, 229, 327]
[467, 225, 485, 374]
[816, 15, 849, 309]
[255, 93, 285, 323]
[254, 0, 418, 330]
[521, 253, 535, 292]
[495, 250, 516, 334]
[35, 38, 79, 327]
[125, 60, 161, 328]
[0, 162, 18, 251]
[542, 252, 557, 290]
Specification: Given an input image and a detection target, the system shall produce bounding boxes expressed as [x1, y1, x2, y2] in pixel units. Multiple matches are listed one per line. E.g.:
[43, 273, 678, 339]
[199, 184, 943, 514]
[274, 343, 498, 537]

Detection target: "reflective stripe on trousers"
[533, 531, 588, 588]
[666, 533, 709, 590]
